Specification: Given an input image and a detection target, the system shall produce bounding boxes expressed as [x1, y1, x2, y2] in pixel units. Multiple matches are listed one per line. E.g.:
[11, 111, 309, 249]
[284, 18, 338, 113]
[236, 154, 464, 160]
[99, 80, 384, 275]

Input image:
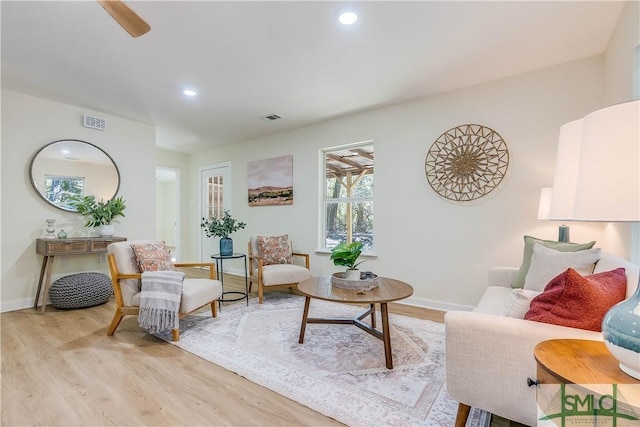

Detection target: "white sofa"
[445, 252, 639, 426]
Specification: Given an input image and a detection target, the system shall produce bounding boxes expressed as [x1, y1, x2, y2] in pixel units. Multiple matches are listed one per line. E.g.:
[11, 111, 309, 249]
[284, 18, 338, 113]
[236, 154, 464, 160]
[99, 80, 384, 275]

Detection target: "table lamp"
[538, 187, 570, 242]
[548, 118, 585, 242]
[552, 99, 640, 379]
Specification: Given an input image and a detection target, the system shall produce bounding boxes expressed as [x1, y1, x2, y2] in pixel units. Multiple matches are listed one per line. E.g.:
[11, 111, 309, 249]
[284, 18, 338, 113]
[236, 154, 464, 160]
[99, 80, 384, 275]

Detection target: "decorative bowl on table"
[331, 272, 379, 290]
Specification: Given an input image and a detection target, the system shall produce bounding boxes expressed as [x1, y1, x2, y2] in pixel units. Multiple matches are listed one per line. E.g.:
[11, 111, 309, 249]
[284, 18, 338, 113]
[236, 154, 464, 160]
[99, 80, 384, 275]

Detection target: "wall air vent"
[83, 114, 107, 131]
[261, 114, 282, 121]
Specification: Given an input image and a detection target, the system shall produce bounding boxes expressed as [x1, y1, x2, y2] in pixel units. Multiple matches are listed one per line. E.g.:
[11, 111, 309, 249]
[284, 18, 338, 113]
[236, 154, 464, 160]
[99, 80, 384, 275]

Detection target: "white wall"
[187, 57, 612, 310]
[1, 89, 156, 311]
[605, 0, 639, 105]
[604, 0, 640, 264]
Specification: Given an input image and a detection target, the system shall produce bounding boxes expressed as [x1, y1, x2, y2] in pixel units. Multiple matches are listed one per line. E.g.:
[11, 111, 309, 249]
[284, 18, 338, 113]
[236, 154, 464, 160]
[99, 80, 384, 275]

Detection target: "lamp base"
[601, 284, 640, 380]
[604, 340, 640, 380]
[558, 225, 570, 242]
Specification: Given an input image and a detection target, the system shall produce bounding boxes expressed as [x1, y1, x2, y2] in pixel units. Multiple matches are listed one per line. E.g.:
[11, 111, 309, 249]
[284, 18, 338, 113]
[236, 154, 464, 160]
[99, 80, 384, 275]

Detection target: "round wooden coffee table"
[297, 276, 413, 369]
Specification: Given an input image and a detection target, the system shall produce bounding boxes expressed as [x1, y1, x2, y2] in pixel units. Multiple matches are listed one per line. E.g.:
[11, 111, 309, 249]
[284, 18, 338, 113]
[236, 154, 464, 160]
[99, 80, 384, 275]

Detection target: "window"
[44, 175, 84, 210]
[321, 142, 374, 251]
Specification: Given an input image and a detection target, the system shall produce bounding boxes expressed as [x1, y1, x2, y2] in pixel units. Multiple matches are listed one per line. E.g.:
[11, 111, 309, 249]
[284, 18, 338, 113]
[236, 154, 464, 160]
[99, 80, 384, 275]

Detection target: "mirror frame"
[29, 139, 121, 212]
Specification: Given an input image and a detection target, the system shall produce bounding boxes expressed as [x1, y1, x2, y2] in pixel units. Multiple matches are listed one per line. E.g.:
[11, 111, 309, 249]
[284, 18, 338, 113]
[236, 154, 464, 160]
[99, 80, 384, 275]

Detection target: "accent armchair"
[106, 240, 223, 341]
[248, 235, 311, 304]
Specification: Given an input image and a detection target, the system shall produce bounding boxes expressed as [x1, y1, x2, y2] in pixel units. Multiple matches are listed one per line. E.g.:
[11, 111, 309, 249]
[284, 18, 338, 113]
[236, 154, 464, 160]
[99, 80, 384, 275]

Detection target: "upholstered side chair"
[248, 235, 311, 304]
[106, 240, 223, 341]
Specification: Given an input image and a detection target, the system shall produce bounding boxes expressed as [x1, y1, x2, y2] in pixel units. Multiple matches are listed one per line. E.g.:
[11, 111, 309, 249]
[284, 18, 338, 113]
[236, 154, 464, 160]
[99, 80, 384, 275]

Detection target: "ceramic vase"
[601, 284, 640, 379]
[220, 237, 233, 256]
[99, 224, 115, 238]
[345, 269, 361, 280]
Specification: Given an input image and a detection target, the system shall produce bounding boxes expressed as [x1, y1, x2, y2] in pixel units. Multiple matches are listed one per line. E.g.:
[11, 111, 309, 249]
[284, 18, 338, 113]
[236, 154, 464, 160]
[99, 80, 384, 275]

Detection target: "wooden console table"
[34, 237, 126, 313]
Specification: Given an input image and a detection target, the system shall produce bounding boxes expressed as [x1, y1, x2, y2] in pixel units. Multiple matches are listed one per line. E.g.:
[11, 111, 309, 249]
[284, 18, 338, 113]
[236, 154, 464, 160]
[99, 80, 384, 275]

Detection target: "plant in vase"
[200, 210, 246, 256]
[68, 195, 126, 237]
[330, 241, 366, 280]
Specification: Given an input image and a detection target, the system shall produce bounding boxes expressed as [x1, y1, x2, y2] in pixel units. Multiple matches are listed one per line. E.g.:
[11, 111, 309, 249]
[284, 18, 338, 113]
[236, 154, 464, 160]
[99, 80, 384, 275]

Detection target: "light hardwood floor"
[1, 272, 521, 426]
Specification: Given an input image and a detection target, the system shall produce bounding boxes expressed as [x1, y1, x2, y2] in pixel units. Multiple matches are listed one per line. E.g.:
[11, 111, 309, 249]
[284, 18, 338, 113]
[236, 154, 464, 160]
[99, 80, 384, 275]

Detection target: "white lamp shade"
[572, 100, 640, 221]
[537, 187, 552, 220]
[549, 119, 582, 220]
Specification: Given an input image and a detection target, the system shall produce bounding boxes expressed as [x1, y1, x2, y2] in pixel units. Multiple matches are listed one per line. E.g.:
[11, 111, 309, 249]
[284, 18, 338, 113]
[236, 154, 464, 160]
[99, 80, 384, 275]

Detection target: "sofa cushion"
[130, 241, 177, 272]
[524, 268, 627, 332]
[512, 235, 596, 288]
[500, 289, 541, 318]
[473, 286, 515, 314]
[261, 263, 311, 286]
[523, 243, 600, 292]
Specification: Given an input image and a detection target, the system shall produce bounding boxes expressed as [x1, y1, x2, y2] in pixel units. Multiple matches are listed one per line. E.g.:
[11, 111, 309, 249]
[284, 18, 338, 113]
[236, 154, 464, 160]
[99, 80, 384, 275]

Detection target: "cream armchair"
[106, 240, 223, 341]
[248, 235, 311, 304]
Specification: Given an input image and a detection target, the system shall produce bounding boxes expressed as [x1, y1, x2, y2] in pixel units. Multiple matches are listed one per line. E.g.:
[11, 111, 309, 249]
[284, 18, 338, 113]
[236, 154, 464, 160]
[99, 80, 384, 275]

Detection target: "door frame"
[199, 161, 232, 262]
[156, 166, 181, 261]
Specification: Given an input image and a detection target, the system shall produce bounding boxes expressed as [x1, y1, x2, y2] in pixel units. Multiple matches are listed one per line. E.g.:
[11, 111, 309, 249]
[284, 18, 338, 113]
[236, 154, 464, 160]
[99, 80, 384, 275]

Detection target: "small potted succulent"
[201, 210, 246, 256]
[68, 195, 126, 237]
[330, 241, 366, 280]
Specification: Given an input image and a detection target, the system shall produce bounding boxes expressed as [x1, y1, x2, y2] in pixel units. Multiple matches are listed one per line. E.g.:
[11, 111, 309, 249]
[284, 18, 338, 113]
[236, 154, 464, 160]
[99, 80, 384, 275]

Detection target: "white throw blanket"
[139, 271, 185, 333]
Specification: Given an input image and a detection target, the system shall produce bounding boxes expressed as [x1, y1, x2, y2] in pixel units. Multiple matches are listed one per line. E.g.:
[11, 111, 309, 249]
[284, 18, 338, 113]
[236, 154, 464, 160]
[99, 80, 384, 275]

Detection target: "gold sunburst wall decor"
[425, 124, 509, 203]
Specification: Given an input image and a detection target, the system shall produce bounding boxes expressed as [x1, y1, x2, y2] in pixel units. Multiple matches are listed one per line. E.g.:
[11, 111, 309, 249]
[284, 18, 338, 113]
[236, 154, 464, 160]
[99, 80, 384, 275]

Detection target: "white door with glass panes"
[200, 162, 231, 262]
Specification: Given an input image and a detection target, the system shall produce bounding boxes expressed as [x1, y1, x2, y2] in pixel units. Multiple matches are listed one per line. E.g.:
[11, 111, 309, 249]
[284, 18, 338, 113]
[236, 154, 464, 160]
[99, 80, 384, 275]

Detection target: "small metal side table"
[210, 253, 249, 307]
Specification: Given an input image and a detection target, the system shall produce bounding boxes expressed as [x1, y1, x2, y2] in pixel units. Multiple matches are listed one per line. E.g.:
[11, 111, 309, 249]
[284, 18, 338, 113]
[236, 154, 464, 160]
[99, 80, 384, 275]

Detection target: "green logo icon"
[538, 384, 639, 426]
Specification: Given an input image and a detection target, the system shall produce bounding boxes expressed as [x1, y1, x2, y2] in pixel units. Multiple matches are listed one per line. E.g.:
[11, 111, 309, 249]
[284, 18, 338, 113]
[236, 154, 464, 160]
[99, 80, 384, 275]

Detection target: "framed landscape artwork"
[248, 155, 293, 206]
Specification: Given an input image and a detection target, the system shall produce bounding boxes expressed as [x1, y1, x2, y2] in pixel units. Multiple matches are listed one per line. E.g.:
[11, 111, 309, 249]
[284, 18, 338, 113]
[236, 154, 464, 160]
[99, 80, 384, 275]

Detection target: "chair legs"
[107, 310, 125, 336]
[455, 403, 471, 427]
[171, 329, 180, 341]
[210, 300, 218, 317]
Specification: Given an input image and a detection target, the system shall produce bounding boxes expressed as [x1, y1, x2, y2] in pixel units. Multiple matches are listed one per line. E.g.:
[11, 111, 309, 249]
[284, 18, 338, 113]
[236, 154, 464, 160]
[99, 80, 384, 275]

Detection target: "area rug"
[156, 292, 490, 427]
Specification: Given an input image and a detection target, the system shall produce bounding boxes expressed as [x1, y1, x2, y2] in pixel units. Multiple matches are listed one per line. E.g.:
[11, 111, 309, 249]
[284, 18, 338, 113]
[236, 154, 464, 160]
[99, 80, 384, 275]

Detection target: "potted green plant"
[200, 210, 246, 256]
[330, 241, 366, 280]
[68, 195, 126, 237]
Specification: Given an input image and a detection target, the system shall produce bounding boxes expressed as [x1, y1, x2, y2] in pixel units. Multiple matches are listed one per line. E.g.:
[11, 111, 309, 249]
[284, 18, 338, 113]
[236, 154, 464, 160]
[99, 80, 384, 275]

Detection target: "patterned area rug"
[157, 292, 490, 427]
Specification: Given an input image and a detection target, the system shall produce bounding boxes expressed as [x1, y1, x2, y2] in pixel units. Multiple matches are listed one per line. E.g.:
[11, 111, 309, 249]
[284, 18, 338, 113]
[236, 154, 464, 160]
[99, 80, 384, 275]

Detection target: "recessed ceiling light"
[338, 11, 358, 25]
[183, 89, 197, 97]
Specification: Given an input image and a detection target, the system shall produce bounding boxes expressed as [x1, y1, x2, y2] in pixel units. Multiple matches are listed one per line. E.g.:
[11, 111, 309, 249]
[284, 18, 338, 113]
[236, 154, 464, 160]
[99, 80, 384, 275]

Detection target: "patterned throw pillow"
[130, 241, 177, 272]
[256, 235, 292, 265]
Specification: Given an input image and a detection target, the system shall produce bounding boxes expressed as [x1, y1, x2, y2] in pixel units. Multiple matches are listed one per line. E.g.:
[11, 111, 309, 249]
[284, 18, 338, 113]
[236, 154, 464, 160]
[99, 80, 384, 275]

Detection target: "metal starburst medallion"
[425, 124, 509, 202]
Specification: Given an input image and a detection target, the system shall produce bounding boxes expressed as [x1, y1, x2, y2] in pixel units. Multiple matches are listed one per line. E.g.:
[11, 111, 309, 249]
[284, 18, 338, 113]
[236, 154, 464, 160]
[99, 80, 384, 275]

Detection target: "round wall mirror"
[29, 139, 120, 212]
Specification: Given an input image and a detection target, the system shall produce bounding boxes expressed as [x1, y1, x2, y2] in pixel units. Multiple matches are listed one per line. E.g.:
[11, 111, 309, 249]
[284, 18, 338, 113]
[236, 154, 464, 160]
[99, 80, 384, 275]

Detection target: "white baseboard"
[1, 297, 38, 313]
[1, 273, 473, 314]
[396, 296, 474, 313]
[220, 271, 473, 313]
[218, 267, 248, 279]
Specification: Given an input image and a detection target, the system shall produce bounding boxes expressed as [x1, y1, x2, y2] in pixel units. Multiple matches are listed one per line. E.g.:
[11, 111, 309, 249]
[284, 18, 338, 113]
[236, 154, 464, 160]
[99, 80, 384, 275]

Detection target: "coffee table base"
[298, 296, 394, 369]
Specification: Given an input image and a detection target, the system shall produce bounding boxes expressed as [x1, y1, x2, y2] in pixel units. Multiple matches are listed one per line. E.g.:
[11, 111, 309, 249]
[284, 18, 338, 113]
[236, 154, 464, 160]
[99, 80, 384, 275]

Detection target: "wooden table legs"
[34, 255, 54, 314]
[298, 297, 394, 369]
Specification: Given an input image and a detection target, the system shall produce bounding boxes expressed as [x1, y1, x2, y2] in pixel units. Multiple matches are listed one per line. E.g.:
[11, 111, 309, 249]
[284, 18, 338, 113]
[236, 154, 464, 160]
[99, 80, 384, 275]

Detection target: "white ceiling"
[1, 1, 625, 153]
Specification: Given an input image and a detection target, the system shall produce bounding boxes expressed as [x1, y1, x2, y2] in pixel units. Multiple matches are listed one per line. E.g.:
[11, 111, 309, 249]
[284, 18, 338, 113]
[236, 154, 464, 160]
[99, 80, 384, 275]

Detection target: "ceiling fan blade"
[97, 0, 150, 38]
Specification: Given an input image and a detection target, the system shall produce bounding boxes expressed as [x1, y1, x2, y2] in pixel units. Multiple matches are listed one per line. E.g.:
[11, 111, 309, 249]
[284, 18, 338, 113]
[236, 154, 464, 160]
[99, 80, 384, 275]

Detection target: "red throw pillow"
[523, 268, 627, 332]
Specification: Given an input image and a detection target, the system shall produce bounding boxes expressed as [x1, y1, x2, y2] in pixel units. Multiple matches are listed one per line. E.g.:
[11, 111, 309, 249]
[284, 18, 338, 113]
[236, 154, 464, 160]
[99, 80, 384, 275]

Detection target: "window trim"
[318, 140, 374, 253]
